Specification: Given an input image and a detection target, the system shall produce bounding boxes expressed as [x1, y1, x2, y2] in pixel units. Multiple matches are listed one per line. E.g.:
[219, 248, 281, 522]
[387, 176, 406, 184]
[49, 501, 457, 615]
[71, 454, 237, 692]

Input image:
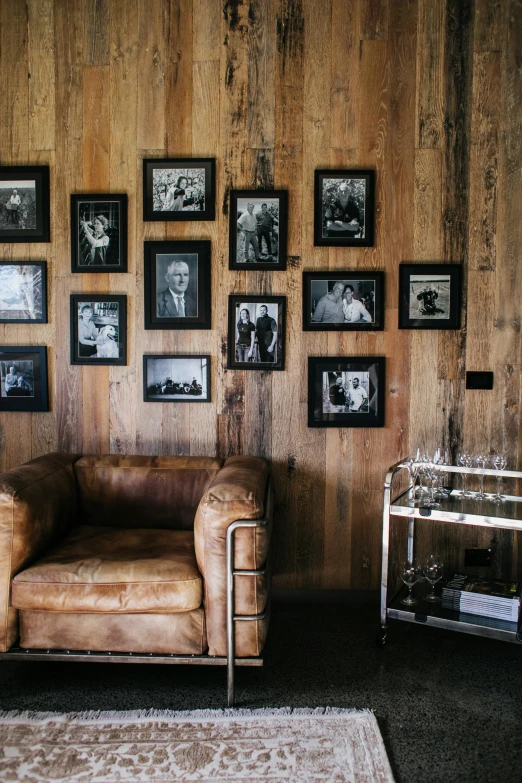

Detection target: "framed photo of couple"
[303, 272, 384, 331]
[143, 240, 211, 330]
[227, 295, 286, 371]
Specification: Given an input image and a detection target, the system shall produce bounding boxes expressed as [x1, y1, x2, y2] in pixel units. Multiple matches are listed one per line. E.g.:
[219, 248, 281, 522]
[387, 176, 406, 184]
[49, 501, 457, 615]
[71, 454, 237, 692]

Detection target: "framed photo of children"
[143, 158, 216, 222]
[302, 271, 384, 331]
[227, 295, 286, 371]
[0, 261, 47, 323]
[70, 295, 127, 366]
[144, 240, 211, 331]
[0, 346, 48, 412]
[314, 169, 375, 247]
[143, 355, 210, 403]
[0, 165, 50, 243]
[229, 190, 288, 270]
[70, 194, 127, 272]
[399, 263, 462, 329]
[308, 356, 385, 428]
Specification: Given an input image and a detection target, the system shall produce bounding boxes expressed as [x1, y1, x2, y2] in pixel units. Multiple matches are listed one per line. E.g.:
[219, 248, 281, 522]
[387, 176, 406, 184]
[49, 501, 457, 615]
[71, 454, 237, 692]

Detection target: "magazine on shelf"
[441, 574, 521, 622]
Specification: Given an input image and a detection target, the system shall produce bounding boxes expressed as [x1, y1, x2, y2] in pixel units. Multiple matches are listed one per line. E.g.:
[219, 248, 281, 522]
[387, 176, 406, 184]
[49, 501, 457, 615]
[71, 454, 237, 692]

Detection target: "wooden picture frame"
[399, 263, 462, 330]
[229, 190, 288, 270]
[303, 271, 384, 331]
[70, 295, 127, 366]
[0, 346, 48, 411]
[308, 356, 385, 427]
[0, 261, 47, 323]
[143, 355, 211, 402]
[0, 165, 50, 243]
[314, 169, 375, 247]
[71, 194, 128, 272]
[143, 158, 216, 222]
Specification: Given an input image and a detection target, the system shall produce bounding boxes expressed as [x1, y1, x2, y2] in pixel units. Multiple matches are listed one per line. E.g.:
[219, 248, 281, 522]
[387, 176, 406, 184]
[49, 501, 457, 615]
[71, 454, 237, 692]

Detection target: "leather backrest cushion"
[74, 455, 223, 530]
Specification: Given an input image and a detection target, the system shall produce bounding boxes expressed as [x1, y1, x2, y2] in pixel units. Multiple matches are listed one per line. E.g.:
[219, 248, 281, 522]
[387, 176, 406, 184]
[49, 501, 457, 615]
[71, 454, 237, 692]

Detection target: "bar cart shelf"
[379, 460, 522, 646]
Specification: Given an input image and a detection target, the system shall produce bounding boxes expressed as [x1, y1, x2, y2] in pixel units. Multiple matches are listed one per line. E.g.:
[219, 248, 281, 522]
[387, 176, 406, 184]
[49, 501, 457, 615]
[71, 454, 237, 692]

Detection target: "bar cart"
[379, 459, 522, 646]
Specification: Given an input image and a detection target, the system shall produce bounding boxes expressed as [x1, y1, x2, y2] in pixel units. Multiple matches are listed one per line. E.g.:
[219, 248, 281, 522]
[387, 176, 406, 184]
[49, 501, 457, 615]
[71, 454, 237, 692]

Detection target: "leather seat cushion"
[12, 526, 202, 614]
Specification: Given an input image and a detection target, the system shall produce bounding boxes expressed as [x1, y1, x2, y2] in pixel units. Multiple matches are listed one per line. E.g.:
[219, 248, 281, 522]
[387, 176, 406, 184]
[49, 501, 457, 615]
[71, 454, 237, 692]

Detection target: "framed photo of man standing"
[227, 295, 286, 371]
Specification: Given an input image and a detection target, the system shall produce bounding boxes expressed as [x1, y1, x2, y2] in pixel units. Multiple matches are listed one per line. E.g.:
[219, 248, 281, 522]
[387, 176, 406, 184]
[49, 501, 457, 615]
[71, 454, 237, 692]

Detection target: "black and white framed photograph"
[0, 166, 50, 243]
[0, 346, 48, 411]
[70, 194, 127, 272]
[227, 295, 286, 371]
[143, 355, 210, 402]
[302, 271, 384, 331]
[0, 261, 47, 323]
[144, 240, 211, 331]
[70, 295, 127, 365]
[399, 263, 462, 330]
[314, 169, 375, 247]
[308, 356, 385, 427]
[143, 158, 215, 221]
[229, 190, 288, 270]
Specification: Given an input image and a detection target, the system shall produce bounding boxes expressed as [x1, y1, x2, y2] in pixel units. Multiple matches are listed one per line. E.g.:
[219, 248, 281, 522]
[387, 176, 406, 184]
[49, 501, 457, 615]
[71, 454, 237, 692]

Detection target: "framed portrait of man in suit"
[144, 240, 211, 330]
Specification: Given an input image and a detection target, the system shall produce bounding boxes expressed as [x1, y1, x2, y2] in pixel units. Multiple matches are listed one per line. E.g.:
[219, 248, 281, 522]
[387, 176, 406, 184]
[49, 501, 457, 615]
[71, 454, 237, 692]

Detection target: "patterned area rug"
[0, 707, 394, 782]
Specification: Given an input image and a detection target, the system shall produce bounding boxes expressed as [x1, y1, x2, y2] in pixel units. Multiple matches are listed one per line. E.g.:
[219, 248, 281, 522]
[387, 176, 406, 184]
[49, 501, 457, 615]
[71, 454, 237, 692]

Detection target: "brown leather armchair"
[0, 453, 272, 705]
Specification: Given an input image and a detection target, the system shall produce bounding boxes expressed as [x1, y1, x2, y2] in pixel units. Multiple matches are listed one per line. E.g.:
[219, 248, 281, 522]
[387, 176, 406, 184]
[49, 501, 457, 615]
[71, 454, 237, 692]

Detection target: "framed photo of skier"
[399, 263, 462, 330]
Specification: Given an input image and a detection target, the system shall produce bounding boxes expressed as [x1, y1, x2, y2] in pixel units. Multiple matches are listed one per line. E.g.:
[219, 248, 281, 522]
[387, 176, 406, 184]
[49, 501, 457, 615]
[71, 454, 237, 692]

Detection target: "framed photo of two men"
[303, 272, 384, 331]
[228, 295, 286, 371]
[314, 169, 375, 247]
[308, 356, 385, 428]
[229, 190, 288, 270]
[144, 240, 211, 330]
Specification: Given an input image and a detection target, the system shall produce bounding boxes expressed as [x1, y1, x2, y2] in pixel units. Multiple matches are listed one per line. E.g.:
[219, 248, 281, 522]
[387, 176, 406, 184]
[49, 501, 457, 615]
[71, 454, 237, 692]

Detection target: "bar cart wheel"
[376, 626, 387, 647]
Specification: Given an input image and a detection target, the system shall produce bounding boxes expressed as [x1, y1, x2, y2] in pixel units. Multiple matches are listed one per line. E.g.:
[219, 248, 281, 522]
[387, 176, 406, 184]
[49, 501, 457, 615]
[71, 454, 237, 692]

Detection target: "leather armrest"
[0, 452, 81, 651]
[194, 456, 271, 656]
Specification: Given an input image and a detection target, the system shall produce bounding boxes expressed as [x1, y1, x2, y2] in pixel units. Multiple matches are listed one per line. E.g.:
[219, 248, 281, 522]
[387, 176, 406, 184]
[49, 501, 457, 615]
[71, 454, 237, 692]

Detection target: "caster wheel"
[376, 628, 387, 647]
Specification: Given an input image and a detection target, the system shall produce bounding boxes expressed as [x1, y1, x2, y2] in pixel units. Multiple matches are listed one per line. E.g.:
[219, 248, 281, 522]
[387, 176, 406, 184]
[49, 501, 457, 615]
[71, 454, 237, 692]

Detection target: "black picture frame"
[314, 169, 375, 247]
[70, 295, 127, 365]
[70, 194, 128, 272]
[227, 295, 286, 371]
[0, 165, 50, 243]
[143, 354, 211, 403]
[229, 190, 288, 270]
[302, 271, 384, 331]
[144, 240, 211, 331]
[143, 158, 216, 221]
[0, 346, 48, 411]
[0, 261, 47, 323]
[308, 356, 385, 428]
[398, 263, 462, 329]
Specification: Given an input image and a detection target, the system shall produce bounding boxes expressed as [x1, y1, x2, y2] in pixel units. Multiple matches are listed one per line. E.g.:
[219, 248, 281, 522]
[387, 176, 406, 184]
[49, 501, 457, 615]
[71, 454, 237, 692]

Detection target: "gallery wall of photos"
[0, 0, 519, 591]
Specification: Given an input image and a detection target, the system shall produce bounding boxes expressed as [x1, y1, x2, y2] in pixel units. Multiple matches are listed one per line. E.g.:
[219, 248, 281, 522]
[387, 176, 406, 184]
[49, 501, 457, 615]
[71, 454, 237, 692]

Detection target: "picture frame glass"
[74, 198, 125, 269]
[228, 296, 285, 370]
[399, 264, 462, 330]
[0, 263, 46, 322]
[314, 170, 374, 247]
[309, 357, 385, 427]
[1, 358, 35, 399]
[0, 166, 50, 242]
[71, 296, 126, 365]
[156, 254, 199, 319]
[0, 347, 48, 411]
[144, 356, 210, 402]
[304, 272, 383, 330]
[235, 197, 280, 264]
[143, 159, 215, 222]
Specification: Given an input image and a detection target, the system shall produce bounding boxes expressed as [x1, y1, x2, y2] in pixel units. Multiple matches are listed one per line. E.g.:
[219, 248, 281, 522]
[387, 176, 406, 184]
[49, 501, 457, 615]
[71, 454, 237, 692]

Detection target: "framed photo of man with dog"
[0, 166, 50, 243]
[398, 263, 462, 330]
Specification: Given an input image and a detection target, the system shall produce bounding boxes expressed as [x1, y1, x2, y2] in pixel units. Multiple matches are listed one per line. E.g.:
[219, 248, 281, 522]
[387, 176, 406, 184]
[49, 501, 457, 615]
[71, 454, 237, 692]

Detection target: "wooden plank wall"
[0, 0, 521, 589]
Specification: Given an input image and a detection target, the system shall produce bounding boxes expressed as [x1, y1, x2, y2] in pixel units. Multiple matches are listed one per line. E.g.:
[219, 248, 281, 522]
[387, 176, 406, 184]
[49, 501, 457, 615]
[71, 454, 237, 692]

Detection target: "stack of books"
[441, 574, 521, 622]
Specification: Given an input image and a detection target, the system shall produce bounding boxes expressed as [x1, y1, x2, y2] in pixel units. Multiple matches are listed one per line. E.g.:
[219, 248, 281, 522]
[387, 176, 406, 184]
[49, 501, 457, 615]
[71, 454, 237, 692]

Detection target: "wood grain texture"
[0, 0, 521, 588]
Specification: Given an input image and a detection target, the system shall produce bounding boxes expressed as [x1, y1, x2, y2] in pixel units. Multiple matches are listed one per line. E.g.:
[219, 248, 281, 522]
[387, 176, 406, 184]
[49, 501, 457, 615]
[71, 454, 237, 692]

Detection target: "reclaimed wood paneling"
[0, 0, 521, 589]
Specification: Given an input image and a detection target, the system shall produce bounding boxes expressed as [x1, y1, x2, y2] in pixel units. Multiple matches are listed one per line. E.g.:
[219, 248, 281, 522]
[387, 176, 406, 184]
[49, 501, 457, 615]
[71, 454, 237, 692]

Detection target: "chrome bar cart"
[379, 460, 522, 646]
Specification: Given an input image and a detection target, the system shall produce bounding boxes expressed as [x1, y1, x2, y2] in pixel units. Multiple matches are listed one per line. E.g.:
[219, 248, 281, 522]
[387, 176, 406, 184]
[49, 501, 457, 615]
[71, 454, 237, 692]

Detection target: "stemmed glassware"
[405, 457, 420, 506]
[457, 452, 472, 498]
[423, 555, 444, 602]
[492, 454, 507, 502]
[422, 457, 441, 509]
[400, 560, 422, 606]
[474, 453, 489, 500]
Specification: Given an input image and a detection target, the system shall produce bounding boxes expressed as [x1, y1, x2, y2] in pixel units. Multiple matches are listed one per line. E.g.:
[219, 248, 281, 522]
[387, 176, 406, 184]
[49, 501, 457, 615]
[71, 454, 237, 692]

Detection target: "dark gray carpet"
[0, 595, 521, 783]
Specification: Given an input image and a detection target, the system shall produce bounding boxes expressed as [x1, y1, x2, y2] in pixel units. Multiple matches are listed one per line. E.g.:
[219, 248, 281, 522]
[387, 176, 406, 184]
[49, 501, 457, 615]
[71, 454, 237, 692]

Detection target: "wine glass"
[423, 555, 444, 602]
[422, 459, 441, 509]
[474, 453, 489, 500]
[492, 454, 507, 501]
[404, 457, 420, 506]
[458, 452, 472, 498]
[400, 560, 421, 606]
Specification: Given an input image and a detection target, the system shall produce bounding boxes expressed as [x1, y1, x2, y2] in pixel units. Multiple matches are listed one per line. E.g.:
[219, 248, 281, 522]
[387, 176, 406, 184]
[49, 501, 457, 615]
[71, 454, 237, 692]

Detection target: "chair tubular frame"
[0, 480, 273, 707]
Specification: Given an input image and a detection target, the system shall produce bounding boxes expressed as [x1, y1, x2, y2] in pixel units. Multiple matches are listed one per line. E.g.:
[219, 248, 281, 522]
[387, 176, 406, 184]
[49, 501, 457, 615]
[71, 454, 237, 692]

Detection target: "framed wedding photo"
[229, 190, 288, 270]
[399, 263, 462, 330]
[144, 240, 211, 331]
[314, 169, 375, 247]
[143, 355, 210, 403]
[303, 271, 384, 331]
[0, 165, 50, 243]
[0, 261, 47, 323]
[143, 158, 216, 221]
[308, 356, 385, 428]
[0, 346, 48, 412]
[227, 295, 286, 371]
[71, 194, 127, 272]
[70, 295, 127, 366]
